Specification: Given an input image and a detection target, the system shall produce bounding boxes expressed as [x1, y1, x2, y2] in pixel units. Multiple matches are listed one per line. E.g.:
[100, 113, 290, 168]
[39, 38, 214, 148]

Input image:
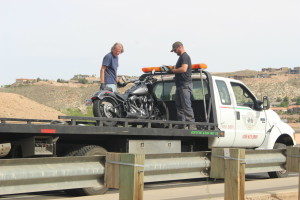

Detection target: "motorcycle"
[87, 74, 169, 127]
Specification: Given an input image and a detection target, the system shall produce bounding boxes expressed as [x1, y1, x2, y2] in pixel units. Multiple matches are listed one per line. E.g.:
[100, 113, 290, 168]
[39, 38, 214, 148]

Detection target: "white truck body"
[208, 75, 295, 149]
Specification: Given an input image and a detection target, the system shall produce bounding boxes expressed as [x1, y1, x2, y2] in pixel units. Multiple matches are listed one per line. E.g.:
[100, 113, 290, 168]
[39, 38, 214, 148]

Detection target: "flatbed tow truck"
[0, 64, 295, 195]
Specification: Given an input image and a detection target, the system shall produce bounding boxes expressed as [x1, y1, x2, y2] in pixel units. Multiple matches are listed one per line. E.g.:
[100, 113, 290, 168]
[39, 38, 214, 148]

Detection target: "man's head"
[170, 41, 184, 56]
[111, 43, 124, 57]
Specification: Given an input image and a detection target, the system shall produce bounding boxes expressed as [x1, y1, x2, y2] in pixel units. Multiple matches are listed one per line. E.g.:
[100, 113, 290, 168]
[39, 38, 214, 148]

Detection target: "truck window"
[154, 81, 176, 101]
[192, 80, 208, 100]
[231, 82, 255, 108]
[216, 80, 231, 105]
[153, 79, 208, 101]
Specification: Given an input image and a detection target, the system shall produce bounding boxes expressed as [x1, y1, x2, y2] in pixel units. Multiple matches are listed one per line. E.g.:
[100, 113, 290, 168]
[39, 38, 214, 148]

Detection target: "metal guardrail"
[0, 156, 105, 195]
[144, 152, 211, 182]
[0, 149, 286, 196]
[245, 149, 286, 173]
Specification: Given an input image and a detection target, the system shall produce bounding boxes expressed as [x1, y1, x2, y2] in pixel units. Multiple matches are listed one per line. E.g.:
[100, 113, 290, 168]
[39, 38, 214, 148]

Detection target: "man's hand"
[100, 84, 105, 90]
[160, 65, 172, 73]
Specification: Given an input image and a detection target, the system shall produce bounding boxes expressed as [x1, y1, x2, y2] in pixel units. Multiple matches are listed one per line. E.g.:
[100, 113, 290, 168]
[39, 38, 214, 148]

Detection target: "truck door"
[213, 80, 236, 147]
[230, 82, 266, 147]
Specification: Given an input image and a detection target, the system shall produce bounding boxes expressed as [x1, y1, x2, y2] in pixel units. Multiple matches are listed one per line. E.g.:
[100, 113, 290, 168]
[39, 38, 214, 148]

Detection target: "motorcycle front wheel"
[93, 98, 118, 126]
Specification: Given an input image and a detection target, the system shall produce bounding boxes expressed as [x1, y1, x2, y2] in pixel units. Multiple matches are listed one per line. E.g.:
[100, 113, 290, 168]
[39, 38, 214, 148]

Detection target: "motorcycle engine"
[127, 95, 150, 118]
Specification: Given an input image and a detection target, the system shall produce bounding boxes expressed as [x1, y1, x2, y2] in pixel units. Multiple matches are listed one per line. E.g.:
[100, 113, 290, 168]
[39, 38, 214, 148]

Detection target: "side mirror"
[262, 96, 270, 110]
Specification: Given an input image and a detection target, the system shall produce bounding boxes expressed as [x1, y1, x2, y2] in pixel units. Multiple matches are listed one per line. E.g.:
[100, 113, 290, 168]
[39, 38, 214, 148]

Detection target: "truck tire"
[268, 143, 289, 178]
[93, 98, 118, 126]
[65, 145, 108, 196]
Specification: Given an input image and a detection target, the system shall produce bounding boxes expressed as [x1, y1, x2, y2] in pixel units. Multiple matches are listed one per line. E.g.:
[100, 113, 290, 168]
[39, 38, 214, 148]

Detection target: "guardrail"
[0, 149, 288, 196]
[0, 156, 105, 195]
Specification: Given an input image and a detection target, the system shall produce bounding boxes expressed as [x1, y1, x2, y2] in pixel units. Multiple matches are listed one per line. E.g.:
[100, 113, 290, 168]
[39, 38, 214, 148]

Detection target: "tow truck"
[0, 64, 295, 195]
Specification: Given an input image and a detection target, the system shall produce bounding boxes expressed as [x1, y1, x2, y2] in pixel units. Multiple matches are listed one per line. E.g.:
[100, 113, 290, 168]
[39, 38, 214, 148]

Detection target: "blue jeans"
[175, 83, 195, 122]
[105, 84, 116, 92]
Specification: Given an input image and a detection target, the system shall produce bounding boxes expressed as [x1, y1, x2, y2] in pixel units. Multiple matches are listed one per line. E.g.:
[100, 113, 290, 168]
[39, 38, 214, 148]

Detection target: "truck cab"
[150, 67, 295, 150]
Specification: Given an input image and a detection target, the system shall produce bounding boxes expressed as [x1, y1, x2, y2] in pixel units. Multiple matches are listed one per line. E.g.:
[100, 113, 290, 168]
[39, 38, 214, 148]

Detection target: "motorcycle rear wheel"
[93, 98, 118, 126]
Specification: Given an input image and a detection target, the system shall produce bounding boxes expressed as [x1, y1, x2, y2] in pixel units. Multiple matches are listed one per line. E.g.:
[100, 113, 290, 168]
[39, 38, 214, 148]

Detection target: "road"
[0, 173, 298, 200]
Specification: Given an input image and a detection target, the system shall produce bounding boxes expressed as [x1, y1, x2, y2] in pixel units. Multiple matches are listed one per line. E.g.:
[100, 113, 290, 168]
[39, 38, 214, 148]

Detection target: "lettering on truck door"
[230, 82, 266, 147]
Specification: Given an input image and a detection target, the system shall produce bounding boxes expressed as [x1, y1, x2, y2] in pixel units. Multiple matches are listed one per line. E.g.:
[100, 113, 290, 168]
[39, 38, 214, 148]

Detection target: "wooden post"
[286, 146, 300, 172]
[224, 148, 245, 200]
[119, 153, 145, 200]
[210, 148, 225, 179]
[105, 152, 121, 189]
[286, 146, 300, 200]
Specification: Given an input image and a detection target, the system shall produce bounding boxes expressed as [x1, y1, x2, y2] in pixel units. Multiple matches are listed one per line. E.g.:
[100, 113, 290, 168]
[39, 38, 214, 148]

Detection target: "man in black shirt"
[169, 41, 195, 129]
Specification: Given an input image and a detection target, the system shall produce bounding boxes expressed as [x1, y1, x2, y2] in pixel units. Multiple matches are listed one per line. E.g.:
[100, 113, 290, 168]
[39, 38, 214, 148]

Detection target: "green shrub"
[63, 107, 93, 117]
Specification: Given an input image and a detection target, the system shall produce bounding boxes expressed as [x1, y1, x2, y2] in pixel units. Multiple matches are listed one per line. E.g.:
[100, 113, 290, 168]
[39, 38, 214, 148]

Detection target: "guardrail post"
[286, 146, 300, 200]
[224, 148, 245, 200]
[105, 153, 145, 200]
[210, 148, 245, 200]
[105, 152, 121, 189]
[119, 153, 145, 200]
[210, 148, 225, 179]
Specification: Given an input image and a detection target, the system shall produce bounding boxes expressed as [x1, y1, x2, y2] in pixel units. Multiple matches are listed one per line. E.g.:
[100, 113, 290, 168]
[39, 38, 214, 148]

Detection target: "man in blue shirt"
[100, 43, 124, 92]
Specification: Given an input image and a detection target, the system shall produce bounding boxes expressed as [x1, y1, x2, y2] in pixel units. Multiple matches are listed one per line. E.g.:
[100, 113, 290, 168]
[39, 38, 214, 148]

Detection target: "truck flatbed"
[0, 116, 224, 137]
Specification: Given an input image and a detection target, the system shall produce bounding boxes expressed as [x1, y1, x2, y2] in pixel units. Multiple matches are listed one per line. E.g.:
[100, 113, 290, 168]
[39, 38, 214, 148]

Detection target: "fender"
[256, 120, 295, 149]
[92, 90, 118, 104]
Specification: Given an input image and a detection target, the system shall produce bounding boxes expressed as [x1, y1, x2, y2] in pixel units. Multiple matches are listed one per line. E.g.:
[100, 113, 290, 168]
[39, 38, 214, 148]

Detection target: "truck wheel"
[268, 143, 289, 178]
[93, 98, 118, 126]
[65, 145, 108, 196]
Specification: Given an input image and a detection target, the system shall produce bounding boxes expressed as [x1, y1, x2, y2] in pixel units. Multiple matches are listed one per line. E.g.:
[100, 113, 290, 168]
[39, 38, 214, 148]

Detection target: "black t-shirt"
[175, 52, 192, 87]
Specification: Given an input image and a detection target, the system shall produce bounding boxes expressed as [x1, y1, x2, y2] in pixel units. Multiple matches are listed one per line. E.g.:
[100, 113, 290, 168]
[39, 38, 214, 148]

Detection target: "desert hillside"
[0, 92, 65, 120]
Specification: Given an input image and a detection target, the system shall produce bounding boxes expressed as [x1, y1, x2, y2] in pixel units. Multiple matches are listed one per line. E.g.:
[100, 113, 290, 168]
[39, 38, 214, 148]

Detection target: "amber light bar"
[142, 63, 207, 73]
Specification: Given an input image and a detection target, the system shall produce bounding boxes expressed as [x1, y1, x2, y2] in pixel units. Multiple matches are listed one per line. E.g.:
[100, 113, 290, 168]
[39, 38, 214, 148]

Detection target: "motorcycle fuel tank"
[129, 85, 148, 95]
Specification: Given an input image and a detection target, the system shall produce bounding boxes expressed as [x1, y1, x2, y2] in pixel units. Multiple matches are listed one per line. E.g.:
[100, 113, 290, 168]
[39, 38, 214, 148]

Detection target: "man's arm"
[100, 65, 106, 84]
[172, 64, 188, 73]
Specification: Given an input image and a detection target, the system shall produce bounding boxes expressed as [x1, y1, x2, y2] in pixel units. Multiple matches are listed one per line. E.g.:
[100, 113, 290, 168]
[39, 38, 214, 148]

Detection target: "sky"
[0, 0, 300, 86]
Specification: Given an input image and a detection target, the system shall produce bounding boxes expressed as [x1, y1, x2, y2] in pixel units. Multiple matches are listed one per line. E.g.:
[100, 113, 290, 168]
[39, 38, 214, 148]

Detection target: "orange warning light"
[142, 63, 207, 73]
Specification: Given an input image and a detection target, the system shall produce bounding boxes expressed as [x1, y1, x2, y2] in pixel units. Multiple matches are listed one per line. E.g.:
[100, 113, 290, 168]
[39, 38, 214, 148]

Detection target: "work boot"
[173, 124, 185, 129]
[189, 125, 197, 130]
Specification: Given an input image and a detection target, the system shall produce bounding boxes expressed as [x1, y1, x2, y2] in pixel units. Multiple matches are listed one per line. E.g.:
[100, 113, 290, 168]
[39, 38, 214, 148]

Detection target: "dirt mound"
[0, 92, 65, 120]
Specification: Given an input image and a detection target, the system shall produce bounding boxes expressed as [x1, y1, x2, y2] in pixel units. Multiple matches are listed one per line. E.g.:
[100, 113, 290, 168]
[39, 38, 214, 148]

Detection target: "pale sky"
[1, 0, 300, 86]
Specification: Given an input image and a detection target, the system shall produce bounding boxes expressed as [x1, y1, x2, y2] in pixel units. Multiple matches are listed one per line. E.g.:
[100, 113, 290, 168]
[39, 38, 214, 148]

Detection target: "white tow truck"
[0, 64, 295, 195]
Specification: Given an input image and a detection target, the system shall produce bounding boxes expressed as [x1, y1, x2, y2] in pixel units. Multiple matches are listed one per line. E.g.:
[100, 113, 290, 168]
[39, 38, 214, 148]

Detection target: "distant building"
[257, 74, 271, 78]
[262, 68, 279, 72]
[70, 74, 99, 84]
[280, 67, 289, 71]
[15, 78, 36, 83]
[289, 67, 300, 74]
[73, 74, 90, 79]
[228, 75, 248, 80]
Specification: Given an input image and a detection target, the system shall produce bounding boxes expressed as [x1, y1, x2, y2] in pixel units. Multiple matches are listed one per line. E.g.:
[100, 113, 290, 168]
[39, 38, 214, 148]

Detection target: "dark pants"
[175, 83, 195, 122]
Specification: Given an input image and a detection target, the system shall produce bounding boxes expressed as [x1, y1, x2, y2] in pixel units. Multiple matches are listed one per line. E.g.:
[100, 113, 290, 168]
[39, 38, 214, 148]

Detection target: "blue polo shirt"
[102, 52, 119, 84]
